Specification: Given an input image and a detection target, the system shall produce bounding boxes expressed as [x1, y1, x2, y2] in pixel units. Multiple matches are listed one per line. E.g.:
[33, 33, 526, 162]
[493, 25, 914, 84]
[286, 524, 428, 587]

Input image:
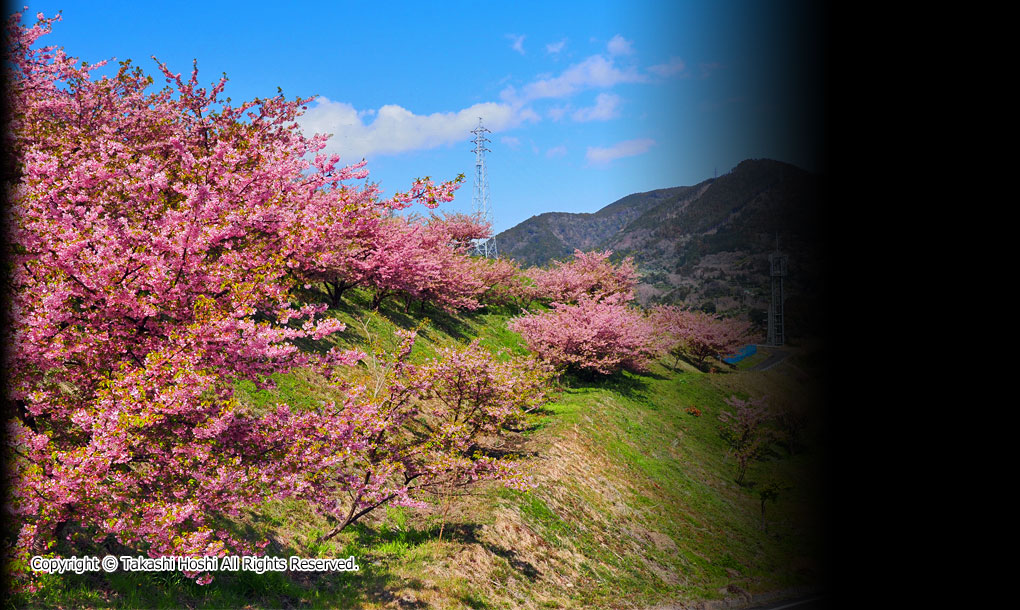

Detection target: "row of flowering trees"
[508, 250, 755, 376]
[3, 11, 549, 589]
[3, 10, 758, 589]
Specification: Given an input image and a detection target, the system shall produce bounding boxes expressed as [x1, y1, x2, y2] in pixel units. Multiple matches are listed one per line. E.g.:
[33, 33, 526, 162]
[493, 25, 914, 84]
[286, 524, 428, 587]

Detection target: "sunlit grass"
[13, 296, 826, 609]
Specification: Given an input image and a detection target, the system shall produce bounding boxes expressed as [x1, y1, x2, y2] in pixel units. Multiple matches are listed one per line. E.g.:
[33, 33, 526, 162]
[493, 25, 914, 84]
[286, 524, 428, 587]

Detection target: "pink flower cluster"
[509, 251, 660, 375]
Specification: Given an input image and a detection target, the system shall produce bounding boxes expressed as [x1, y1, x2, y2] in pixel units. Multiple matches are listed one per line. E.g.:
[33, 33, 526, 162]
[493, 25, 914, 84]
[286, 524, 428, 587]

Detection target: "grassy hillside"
[12, 291, 828, 610]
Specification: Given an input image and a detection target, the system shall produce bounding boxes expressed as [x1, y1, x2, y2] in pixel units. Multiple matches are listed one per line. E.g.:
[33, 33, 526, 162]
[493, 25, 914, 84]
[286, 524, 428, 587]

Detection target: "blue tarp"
[723, 344, 757, 364]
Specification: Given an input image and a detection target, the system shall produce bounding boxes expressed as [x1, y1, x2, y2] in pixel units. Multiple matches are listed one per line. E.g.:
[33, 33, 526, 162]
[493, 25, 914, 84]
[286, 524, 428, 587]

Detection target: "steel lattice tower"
[470, 117, 497, 258]
[767, 236, 788, 346]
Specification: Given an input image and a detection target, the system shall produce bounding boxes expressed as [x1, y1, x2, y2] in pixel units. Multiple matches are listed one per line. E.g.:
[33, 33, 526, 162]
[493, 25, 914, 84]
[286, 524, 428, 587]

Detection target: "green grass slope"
[12, 290, 827, 610]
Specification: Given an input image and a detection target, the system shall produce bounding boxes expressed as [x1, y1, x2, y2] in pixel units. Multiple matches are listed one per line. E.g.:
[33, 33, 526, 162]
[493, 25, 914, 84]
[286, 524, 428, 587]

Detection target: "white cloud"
[507, 33, 526, 55]
[501, 136, 521, 149]
[648, 57, 686, 78]
[546, 145, 567, 158]
[501, 54, 646, 104]
[572, 93, 621, 122]
[607, 34, 634, 56]
[585, 138, 655, 166]
[547, 105, 570, 121]
[517, 107, 541, 123]
[546, 39, 567, 55]
[298, 97, 536, 160]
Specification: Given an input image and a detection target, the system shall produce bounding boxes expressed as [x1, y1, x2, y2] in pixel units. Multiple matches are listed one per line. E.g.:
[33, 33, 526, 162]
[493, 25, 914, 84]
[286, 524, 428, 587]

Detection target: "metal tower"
[470, 117, 497, 258]
[767, 236, 788, 346]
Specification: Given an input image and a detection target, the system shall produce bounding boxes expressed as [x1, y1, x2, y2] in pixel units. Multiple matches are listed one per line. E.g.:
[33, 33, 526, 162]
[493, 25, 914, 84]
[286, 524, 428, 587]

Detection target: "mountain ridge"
[493, 158, 827, 339]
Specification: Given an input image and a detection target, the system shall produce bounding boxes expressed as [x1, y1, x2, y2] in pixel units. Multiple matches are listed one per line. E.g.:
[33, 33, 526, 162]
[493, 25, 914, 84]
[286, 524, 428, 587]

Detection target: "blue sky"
[10, 0, 826, 234]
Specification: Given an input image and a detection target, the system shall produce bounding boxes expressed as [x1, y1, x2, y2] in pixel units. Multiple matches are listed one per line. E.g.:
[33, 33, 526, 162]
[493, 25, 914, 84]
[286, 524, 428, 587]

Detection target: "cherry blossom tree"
[717, 396, 775, 485]
[527, 249, 638, 304]
[651, 305, 752, 368]
[509, 250, 660, 376]
[400, 213, 490, 312]
[509, 292, 661, 376]
[468, 256, 532, 308]
[424, 211, 492, 248]
[348, 213, 488, 313]
[295, 210, 482, 311]
[310, 330, 553, 542]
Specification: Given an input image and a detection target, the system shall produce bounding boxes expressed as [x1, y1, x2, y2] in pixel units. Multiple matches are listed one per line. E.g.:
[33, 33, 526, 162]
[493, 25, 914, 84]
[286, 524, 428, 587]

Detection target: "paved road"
[646, 594, 829, 610]
[748, 347, 790, 371]
[750, 595, 828, 610]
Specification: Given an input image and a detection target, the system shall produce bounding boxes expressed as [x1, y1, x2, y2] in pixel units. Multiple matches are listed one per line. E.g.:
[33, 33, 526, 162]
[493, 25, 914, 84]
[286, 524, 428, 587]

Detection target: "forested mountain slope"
[495, 159, 828, 339]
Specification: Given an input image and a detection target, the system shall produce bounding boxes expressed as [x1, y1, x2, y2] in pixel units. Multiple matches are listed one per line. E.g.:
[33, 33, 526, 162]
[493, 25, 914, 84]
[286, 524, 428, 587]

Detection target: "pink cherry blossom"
[2, 11, 476, 588]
